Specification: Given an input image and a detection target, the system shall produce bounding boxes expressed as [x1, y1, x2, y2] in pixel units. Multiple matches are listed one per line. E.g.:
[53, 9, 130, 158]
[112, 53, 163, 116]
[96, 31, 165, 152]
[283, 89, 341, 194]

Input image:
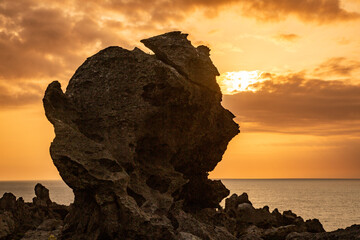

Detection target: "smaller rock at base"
[33, 183, 52, 207]
[305, 219, 325, 233]
[225, 193, 252, 212]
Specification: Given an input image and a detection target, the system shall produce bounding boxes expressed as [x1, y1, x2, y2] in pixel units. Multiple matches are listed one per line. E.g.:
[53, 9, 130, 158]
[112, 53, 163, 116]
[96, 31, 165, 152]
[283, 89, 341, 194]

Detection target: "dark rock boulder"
[43, 31, 239, 239]
[33, 183, 52, 207]
[0, 193, 16, 210]
[225, 193, 252, 214]
[0, 212, 15, 239]
[305, 219, 324, 233]
[42, 30, 357, 240]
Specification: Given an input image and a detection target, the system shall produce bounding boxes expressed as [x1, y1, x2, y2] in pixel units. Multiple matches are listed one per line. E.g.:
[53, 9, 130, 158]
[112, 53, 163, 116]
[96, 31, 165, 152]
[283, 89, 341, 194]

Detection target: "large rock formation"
[42, 31, 360, 239]
[43, 31, 239, 239]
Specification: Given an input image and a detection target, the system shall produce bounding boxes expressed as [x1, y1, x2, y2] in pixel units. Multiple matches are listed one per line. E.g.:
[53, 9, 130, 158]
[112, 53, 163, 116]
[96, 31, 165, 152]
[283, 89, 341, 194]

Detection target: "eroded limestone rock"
[42, 31, 353, 240]
[44, 31, 239, 239]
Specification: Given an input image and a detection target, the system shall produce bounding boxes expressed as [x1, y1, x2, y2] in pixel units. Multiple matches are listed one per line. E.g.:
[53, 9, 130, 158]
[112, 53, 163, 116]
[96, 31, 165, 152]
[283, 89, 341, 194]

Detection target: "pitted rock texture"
[44, 31, 239, 239]
[42, 31, 360, 240]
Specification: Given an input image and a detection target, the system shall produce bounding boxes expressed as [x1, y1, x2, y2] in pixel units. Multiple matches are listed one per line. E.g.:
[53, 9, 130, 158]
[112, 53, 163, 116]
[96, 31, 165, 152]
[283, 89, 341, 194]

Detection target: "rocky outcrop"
[42, 31, 360, 239]
[21, 219, 63, 240]
[222, 193, 325, 239]
[44, 31, 239, 239]
[33, 183, 52, 207]
[0, 184, 68, 240]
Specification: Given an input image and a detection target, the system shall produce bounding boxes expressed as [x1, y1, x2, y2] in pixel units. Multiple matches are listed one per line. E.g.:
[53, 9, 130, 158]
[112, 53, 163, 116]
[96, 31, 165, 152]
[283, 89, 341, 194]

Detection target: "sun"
[216, 70, 264, 95]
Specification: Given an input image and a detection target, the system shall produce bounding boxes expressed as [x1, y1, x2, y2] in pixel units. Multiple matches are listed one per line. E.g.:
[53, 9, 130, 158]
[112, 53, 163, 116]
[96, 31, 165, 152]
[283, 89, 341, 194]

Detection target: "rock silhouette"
[43, 31, 239, 239]
[0, 184, 68, 240]
[33, 183, 52, 207]
[41, 31, 360, 239]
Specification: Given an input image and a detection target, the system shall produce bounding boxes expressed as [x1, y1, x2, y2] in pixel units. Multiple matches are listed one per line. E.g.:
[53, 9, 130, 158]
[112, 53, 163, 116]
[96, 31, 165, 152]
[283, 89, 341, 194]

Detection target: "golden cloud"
[223, 72, 360, 135]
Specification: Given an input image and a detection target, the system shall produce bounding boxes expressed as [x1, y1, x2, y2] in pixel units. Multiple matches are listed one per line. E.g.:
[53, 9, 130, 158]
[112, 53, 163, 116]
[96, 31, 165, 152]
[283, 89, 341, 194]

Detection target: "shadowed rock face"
[43, 31, 239, 239]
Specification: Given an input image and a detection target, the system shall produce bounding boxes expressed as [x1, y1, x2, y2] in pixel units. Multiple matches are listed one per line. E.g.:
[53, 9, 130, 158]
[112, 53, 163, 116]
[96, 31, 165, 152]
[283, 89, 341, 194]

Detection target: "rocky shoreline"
[0, 184, 68, 239]
[1, 185, 359, 239]
[1, 31, 359, 239]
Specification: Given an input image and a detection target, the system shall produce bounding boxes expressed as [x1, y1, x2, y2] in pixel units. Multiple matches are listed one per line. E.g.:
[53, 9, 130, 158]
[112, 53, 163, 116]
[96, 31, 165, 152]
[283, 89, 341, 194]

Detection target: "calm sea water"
[0, 179, 359, 231]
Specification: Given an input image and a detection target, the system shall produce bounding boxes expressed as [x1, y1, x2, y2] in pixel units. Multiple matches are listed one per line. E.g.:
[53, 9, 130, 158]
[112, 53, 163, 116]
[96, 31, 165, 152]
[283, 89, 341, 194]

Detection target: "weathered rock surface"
[33, 183, 52, 207]
[222, 193, 325, 239]
[286, 225, 360, 240]
[0, 184, 68, 240]
[42, 31, 360, 239]
[44, 31, 239, 239]
[21, 219, 63, 240]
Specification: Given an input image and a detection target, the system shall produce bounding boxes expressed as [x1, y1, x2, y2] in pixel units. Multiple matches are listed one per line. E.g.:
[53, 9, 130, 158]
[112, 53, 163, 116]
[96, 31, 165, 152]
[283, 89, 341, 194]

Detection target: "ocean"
[0, 179, 359, 231]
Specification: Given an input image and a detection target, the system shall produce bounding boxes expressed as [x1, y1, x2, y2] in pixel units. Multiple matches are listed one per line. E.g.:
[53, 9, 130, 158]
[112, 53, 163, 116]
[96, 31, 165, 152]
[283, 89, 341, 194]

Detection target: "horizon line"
[215, 178, 360, 180]
[0, 178, 360, 182]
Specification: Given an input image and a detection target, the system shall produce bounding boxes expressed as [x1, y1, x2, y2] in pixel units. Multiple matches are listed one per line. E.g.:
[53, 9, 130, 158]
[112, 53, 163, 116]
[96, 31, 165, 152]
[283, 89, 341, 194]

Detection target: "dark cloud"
[0, 83, 42, 108]
[0, 0, 358, 81]
[0, 0, 128, 80]
[222, 72, 360, 135]
[0, 0, 359, 108]
[314, 57, 360, 77]
[274, 33, 300, 42]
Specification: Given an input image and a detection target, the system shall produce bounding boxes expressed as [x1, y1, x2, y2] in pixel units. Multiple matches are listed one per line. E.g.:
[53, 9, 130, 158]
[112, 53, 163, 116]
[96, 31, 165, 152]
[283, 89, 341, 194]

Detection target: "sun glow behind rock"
[217, 70, 264, 95]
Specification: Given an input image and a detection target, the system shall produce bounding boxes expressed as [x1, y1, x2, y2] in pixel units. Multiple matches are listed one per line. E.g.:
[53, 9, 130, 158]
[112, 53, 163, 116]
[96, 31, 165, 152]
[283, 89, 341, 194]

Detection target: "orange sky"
[1, 0, 360, 180]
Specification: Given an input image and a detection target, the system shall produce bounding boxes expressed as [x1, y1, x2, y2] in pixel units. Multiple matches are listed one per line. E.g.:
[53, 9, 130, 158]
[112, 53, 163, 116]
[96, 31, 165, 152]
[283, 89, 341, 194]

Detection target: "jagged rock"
[41, 30, 358, 239]
[0, 193, 16, 210]
[235, 203, 277, 229]
[21, 219, 63, 240]
[238, 225, 263, 240]
[263, 225, 303, 239]
[239, 224, 302, 240]
[305, 219, 324, 233]
[220, 193, 325, 239]
[286, 225, 360, 240]
[0, 184, 69, 240]
[0, 212, 15, 239]
[225, 193, 252, 213]
[33, 183, 52, 207]
[141, 32, 220, 93]
[43, 31, 239, 239]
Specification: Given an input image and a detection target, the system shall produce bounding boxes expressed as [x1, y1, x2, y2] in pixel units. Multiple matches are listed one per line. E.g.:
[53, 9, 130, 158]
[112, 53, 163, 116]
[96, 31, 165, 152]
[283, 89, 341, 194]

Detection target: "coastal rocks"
[44, 31, 239, 239]
[42, 31, 360, 239]
[225, 193, 252, 212]
[286, 225, 360, 240]
[21, 219, 63, 240]
[223, 192, 325, 239]
[0, 184, 68, 240]
[33, 183, 52, 207]
[0, 212, 15, 239]
[0, 193, 16, 210]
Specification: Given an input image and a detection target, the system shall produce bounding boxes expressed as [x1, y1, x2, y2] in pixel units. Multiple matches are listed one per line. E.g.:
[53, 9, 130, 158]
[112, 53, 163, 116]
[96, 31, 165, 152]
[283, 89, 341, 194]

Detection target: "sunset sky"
[1, 0, 360, 180]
